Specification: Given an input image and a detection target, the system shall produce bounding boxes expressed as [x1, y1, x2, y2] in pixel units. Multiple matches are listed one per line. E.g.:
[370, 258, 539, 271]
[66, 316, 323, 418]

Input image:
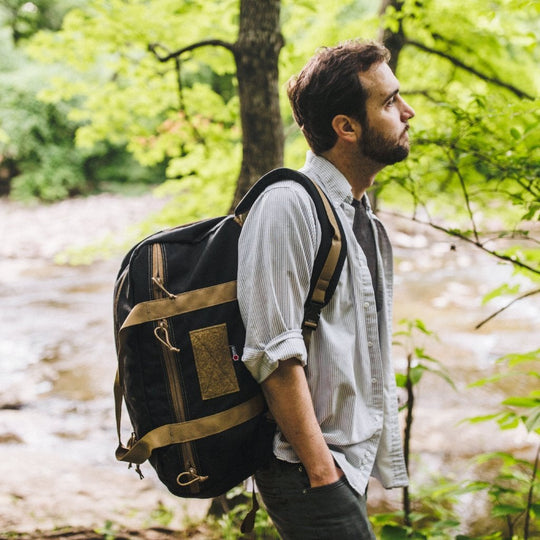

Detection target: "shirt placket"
[345, 203, 385, 426]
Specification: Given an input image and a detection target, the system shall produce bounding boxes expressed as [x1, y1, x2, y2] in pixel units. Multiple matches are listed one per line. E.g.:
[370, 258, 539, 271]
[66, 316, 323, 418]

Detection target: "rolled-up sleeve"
[237, 181, 321, 382]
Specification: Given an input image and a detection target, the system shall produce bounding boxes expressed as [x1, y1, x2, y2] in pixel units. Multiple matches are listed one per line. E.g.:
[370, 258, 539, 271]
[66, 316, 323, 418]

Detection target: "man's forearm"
[261, 357, 342, 487]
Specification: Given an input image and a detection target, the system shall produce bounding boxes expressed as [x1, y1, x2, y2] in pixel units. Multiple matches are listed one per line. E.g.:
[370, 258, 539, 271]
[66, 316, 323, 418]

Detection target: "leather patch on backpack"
[190, 323, 240, 400]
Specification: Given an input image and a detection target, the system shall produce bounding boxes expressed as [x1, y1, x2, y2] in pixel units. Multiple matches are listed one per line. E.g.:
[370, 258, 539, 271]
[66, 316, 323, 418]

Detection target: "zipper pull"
[176, 466, 209, 487]
[154, 321, 180, 352]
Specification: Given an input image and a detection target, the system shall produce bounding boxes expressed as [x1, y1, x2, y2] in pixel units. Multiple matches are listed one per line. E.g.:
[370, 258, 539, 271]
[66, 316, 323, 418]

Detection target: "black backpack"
[113, 168, 347, 499]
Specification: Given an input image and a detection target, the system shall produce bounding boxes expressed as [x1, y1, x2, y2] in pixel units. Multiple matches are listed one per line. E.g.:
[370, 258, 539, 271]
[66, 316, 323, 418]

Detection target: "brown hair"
[287, 40, 391, 155]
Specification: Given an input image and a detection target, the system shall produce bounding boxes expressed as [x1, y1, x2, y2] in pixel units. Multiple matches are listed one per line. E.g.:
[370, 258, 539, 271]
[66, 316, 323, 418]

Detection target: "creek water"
[0, 194, 538, 535]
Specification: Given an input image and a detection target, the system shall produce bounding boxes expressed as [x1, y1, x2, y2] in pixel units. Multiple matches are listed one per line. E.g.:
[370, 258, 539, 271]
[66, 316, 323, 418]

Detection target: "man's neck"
[321, 148, 384, 200]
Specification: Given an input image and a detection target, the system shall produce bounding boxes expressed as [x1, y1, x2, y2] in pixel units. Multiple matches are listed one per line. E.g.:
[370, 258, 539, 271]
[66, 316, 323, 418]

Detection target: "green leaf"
[491, 503, 524, 517]
[474, 451, 520, 467]
[467, 413, 501, 424]
[381, 526, 411, 540]
[505, 349, 540, 367]
[410, 365, 426, 385]
[395, 373, 408, 388]
[524, 406, 540, 432]
[481, 283, 521, 305]
[502, 397, 540, 408]
[432, 518, 460, 530]
[456, 480, 490, 494]
[413, 319, 433, 335]
[468, 374, 506, 388]
[496, 411, 520, 430]
[510, 127, 521, 139]
[531, 503, 540, 514]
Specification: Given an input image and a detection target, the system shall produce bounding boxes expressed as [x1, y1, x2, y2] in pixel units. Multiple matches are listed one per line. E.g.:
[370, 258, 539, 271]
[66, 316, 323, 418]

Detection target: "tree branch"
[406, 39, 536, 100]
[148, 39, 236, 63]
[382, 210, 540, 277]
[475, 287, 540, 329]
[448, 152, 480, 243]
[172, 56, 204, 145]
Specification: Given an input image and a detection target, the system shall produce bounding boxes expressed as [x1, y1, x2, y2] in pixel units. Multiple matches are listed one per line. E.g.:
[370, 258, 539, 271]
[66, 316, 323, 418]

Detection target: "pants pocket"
[304, 476, 348, 496]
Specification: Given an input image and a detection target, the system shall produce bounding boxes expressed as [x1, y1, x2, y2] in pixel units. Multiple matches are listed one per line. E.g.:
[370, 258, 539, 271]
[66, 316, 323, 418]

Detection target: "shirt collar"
[300, 151, 354, 207]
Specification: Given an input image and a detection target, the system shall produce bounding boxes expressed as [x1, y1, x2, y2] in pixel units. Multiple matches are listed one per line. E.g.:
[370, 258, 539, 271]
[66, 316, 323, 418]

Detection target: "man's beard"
[360, 122, 410, 165]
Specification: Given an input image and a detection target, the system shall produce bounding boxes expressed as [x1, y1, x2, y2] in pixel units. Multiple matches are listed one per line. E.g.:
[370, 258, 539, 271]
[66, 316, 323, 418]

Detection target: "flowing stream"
[0, 193, 538, 535]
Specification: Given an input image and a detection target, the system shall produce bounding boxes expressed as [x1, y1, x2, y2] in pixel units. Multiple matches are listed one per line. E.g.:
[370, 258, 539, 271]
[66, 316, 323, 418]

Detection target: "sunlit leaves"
[467, 349, 540, 435]
[26, 0, 239, 170]
[481, 283, 521, 305]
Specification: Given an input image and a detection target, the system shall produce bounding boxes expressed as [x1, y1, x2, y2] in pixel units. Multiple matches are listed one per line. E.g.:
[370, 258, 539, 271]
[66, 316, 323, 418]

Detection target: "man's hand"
[260, 357, 342, 488]
[308, 465, 344, 488]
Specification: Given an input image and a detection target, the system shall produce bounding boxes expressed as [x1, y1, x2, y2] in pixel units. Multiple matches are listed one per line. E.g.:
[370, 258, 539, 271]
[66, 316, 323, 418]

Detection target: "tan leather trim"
[115, 393, 266, 464]
[120, 280, 237, 330]
[310, 182, 342, 305]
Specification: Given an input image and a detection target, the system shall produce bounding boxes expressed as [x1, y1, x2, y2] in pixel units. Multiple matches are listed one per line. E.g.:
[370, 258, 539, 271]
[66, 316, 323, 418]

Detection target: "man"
[238, 39, 415, 539]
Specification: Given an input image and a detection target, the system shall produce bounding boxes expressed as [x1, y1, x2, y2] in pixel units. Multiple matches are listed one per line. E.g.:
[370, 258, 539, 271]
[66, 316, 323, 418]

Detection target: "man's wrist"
[306, 462, 344, 488]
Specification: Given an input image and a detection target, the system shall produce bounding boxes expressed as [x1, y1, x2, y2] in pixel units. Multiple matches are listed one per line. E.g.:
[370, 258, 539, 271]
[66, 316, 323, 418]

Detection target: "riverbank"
[0, 194, 213, 536]
[0, 192, 538, 537]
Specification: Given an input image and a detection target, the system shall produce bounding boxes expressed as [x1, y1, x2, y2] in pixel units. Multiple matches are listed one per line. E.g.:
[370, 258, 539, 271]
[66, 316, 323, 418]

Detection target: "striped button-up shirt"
[238, 151, 408, 494]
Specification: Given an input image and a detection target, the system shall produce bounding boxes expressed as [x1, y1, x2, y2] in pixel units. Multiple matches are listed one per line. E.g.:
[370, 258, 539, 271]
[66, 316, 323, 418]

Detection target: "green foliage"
[370, 325, 540, 539]
[0, 0, 84, 43]
[469, 349, 540, 435]
[93, 519, 119, 540]
[23, 0, 540, 294]
[463, 351, 540, 538]
[0, 74, 164, 201]
[147, 500, 175, 527]
[0, 71, 87, 201]
[373, 0, 540, 311]
[0, 9, 166, 202]
[207, 486, 279, 540]
[26, 0, 240, 165]
[23, 0, 375, 220]
[394, 318, 456, 397]
[376, 320, 463, 538]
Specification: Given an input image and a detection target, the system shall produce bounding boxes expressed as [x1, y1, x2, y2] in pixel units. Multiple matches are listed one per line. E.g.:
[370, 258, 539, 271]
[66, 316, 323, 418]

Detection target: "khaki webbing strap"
[302, 181, 343, 351]
[120, 280, 237, 331]
[115, 393, 266, 465]
[114, 369, 124, 451]
[309, 182, 342, 306]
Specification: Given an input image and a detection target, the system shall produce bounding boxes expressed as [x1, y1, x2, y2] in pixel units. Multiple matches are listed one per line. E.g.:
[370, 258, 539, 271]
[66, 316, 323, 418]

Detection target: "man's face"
[358, 62, 415, 165]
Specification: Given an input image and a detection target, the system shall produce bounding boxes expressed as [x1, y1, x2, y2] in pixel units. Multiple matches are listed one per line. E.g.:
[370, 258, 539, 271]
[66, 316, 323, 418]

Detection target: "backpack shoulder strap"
[235, 168, 347, 341]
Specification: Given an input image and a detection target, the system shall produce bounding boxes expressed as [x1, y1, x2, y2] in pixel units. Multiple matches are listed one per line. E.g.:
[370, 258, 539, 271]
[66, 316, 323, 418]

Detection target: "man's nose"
[401, 99, 415, 120]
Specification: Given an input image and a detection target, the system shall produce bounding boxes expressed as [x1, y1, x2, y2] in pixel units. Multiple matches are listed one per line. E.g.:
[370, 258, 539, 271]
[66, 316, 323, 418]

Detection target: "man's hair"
[287, 39, 391, 155]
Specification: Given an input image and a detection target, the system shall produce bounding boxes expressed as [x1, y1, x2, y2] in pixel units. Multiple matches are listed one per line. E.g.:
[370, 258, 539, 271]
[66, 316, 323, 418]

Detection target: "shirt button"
[371, 377, 378, 384]
[368, 341, 373, 347]
[364, 302, 370, 309]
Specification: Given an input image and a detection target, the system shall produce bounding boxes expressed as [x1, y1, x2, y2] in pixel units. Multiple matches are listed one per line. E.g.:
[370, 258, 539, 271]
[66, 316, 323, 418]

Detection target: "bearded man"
[238, 39, 415, 539]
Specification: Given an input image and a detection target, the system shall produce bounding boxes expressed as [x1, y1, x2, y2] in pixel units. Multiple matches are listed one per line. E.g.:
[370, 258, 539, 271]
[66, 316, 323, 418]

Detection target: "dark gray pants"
[255, 457, 376, 540]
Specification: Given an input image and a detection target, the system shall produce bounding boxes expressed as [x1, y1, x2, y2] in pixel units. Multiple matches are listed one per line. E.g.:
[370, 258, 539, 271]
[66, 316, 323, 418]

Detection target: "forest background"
[0, 0, 539, 538]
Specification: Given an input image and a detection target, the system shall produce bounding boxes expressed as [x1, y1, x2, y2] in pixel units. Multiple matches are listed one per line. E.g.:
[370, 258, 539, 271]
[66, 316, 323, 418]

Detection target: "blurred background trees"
[0, 0, 166, 200]
[3, 0, 536, 306]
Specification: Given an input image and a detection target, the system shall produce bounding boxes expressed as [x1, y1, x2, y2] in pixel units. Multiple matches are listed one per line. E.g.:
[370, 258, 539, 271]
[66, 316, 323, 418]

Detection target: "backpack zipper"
[151, 243, 203, 493]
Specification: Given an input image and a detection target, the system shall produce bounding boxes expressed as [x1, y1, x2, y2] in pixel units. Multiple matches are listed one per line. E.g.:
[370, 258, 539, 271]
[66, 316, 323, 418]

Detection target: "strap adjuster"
[303, 301, 324, 331]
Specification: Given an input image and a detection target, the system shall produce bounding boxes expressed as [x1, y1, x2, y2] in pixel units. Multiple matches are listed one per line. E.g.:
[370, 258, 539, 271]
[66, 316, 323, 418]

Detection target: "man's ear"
[331, 114, 361, 143]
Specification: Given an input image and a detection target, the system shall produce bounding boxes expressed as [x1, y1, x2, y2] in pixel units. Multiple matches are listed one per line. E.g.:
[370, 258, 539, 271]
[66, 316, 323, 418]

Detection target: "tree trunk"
[378, 0, 406, 73]
[229, 0, 284, 210]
